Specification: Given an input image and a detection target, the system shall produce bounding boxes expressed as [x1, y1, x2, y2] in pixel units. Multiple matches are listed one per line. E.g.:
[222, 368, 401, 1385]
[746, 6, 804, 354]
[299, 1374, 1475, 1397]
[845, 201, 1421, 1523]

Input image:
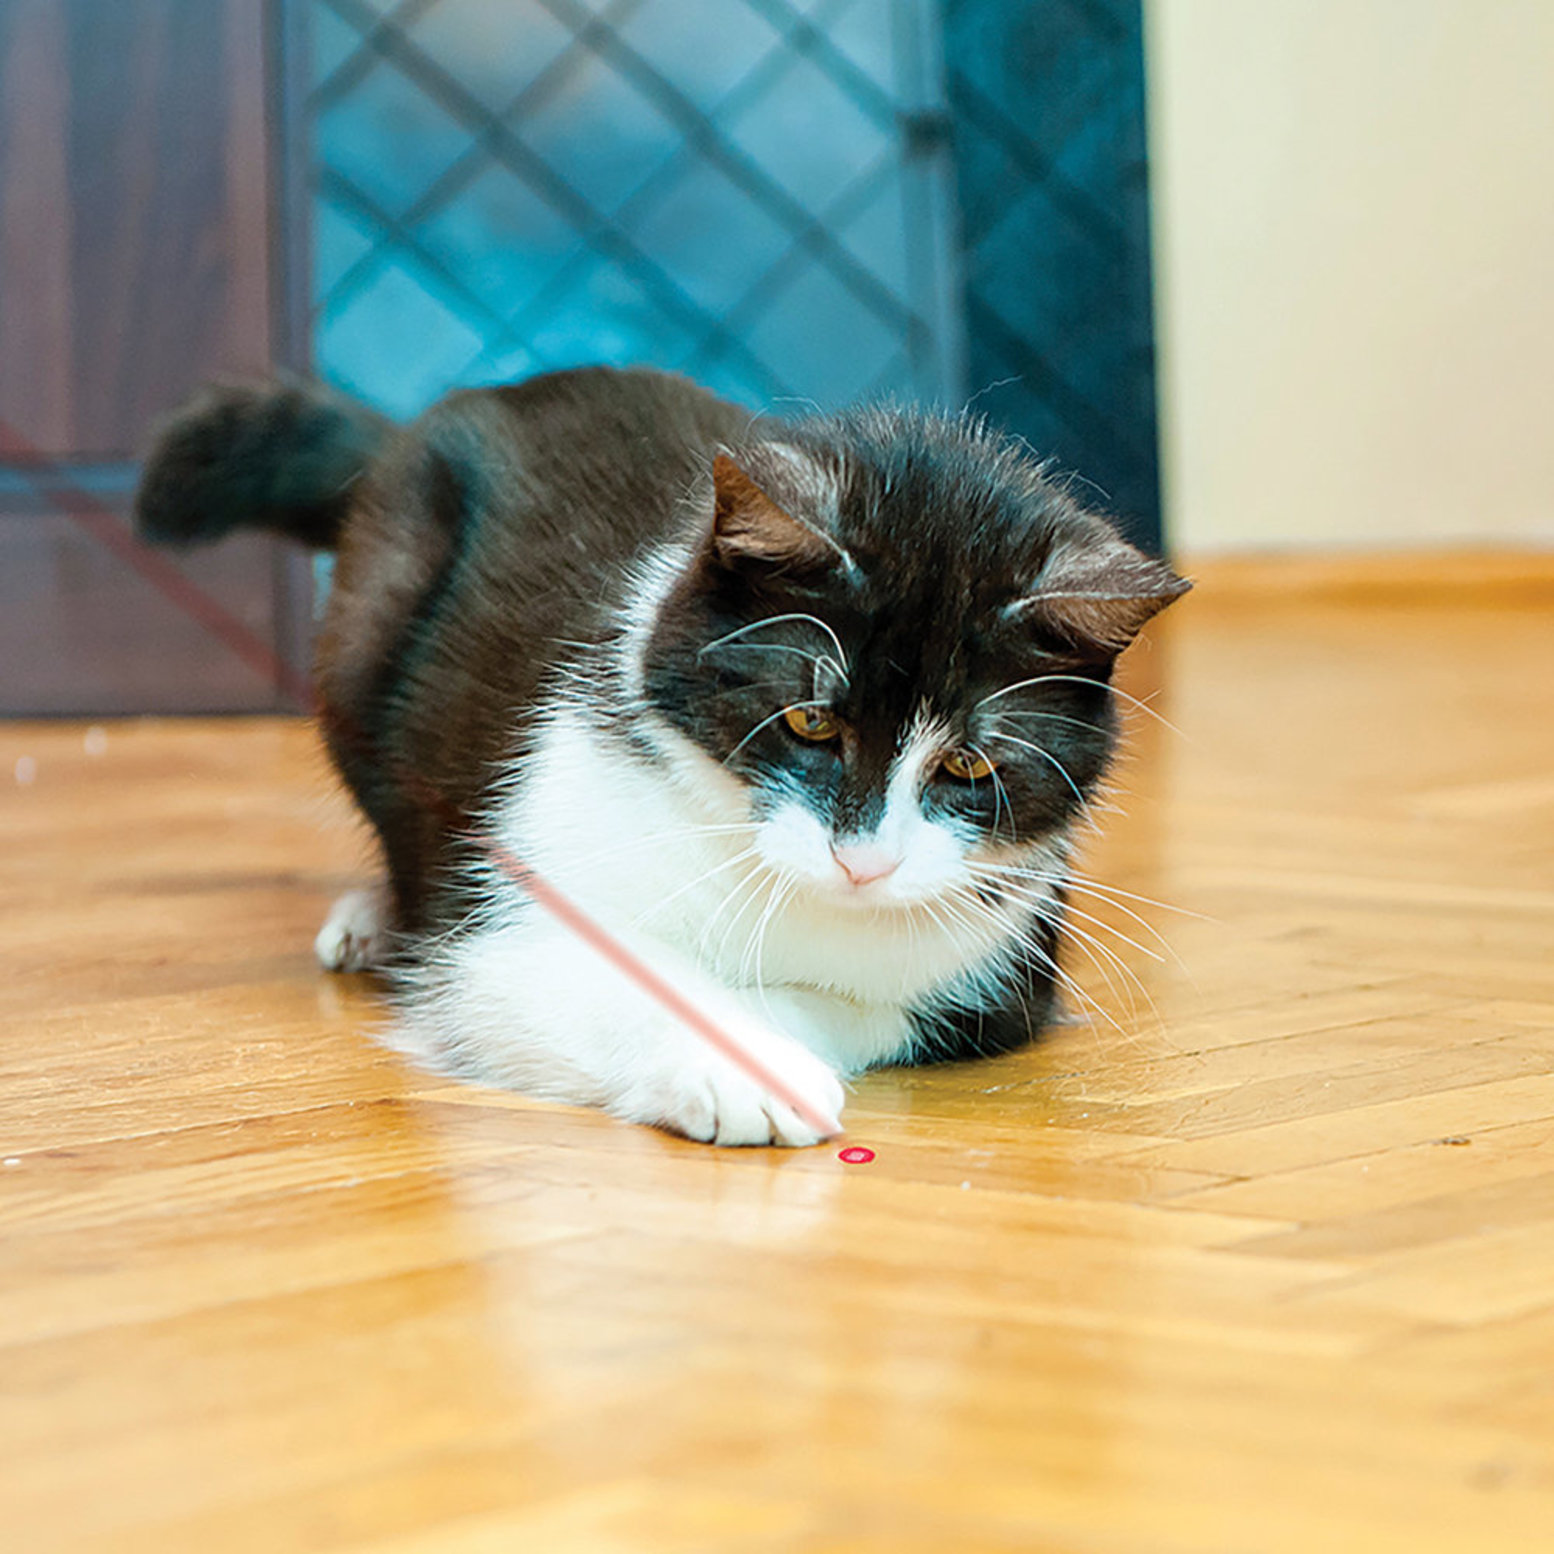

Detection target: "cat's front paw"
[621, 1026, 845, 1148]
[315, 887, 389, 972]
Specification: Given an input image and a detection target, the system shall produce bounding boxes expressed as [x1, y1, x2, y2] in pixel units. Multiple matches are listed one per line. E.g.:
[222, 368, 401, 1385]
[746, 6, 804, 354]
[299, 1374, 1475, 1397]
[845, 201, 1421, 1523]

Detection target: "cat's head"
[634, 408, 1188, 909]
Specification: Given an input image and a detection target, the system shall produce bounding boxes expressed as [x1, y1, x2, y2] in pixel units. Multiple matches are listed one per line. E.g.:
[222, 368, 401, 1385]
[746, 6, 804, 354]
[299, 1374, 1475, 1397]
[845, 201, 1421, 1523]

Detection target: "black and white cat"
[137, 367, 1188, 1146]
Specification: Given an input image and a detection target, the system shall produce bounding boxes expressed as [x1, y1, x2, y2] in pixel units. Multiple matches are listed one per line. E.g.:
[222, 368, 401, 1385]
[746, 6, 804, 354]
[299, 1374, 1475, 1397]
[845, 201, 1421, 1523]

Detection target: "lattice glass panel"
[305, 0, 963, 421]
[942, 0, 1161, 547]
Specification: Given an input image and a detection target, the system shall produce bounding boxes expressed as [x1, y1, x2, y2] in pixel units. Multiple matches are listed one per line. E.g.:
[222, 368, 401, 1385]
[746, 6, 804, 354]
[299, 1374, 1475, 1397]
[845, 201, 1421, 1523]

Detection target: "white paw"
[314, 887, 390, 972]
[620, 1013, 846, 1148]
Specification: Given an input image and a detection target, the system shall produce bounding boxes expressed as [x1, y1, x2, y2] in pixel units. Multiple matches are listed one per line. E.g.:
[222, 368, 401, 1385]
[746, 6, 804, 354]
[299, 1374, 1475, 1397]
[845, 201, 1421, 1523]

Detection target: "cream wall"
[1144, 0, 1554, 552]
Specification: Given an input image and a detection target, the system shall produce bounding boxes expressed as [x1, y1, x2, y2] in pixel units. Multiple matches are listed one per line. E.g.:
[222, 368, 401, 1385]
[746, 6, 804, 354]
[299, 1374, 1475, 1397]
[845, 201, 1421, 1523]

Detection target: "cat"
[136, 366, 1188, 1146]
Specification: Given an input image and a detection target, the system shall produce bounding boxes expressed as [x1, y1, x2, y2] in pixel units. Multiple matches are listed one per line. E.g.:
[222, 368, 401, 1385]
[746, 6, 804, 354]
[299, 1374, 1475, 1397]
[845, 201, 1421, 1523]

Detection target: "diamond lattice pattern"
[309, 0, 959, 420]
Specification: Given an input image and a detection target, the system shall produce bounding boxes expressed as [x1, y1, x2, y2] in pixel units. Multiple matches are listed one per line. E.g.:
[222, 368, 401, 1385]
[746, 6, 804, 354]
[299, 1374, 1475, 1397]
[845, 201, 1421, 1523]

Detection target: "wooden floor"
[4, 554, 1554, 1553]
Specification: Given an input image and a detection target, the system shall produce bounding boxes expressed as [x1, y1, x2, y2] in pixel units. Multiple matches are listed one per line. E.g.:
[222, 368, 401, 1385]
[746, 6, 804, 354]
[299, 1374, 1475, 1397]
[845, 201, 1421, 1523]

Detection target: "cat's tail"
[134, 380, 390, 552]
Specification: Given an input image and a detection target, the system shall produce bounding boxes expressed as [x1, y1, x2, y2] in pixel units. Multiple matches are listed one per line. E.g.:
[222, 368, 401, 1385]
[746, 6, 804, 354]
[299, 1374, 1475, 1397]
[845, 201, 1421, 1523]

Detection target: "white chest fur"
[491, 703, 1039, 1071]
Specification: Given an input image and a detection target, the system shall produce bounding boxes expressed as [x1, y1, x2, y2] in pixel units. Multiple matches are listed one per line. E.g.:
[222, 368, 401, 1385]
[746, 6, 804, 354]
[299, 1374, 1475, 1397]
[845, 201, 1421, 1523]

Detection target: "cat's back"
[318, 367, 751, 848]
[414, 365, 749, 609]
[481, 365, 751, 494]
[324, 366, 746, 674]
[423, 364, 753, 664]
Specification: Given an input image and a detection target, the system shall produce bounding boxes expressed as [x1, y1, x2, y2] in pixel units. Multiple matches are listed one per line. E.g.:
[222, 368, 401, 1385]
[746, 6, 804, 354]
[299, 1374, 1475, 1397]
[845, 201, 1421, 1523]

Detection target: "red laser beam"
[2, 418, 842, 1140]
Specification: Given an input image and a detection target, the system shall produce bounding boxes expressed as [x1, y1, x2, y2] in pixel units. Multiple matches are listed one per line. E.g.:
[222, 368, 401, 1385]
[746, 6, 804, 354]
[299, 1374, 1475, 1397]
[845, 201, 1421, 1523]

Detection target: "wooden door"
[0, 0, 309, 715]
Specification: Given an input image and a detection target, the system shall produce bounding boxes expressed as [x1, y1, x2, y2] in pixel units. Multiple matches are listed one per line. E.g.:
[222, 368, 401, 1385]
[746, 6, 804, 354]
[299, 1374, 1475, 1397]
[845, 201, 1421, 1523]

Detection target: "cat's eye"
[783, 705, 841, 742]
[941, 748, 996, 781]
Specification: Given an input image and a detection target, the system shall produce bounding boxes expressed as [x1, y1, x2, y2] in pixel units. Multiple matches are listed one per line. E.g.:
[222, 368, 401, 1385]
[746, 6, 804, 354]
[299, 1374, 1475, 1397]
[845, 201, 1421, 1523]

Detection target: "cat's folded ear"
[1011, 533, 1192, 654]
[706, 453, 842, 578]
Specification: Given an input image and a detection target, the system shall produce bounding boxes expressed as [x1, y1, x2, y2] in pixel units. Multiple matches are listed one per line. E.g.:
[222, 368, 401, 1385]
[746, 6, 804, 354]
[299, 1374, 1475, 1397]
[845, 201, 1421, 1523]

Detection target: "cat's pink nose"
[830, 842, 900, 887]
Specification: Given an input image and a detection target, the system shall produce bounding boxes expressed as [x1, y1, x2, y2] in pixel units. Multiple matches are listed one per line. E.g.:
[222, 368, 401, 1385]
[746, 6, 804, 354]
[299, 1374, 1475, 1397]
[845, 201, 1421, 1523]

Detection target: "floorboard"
[3, 554, 1553, 1552]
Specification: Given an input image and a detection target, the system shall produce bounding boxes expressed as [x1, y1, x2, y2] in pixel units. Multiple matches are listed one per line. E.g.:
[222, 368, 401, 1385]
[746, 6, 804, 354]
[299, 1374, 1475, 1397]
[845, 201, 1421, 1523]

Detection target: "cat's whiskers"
[912, 889, 1005, 971]
[1048, 913, 1156, 1024]
[739, 872, 783, 988]
[910, 893, 960, 962]
[701, 641, 839, 680]
[947, 875, 1117, 1009]
[725, 699, 830, 764]
[998, 707, 1109, 739]
[964, 871, 1161, 1025]
[973, 866, 1166, 967]
[976, 673, 1085, 711]
[1066, 874, 1205, 919]
[1010, 921, 1122, 1036]
[994, 876, 1168, 957]
[1061, 925, 1159, 1032]
[932, 887, 1017, 957]
[700, 859, 766, 950]
[747, 874, 799, 1030]
[972, 859, 1199, 975]
[632, 846, 761, 931]
[978, 673, 1182, 738]
[707, 862, 783, 976]
[970, 866, 1169, 965]
[901, 889, 924, 995]
[699, 613, 851, 680]
[965, 744, 1015, 841]
[975, 860, 1197, 953]
[982, 730, 1088, 810]
[938, 884, 1121, 1035]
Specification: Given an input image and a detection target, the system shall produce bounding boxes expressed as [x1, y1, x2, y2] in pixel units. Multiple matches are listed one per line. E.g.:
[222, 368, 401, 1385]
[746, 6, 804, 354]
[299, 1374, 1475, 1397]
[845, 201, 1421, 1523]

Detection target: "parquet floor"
[4, 555, 1554, 1553]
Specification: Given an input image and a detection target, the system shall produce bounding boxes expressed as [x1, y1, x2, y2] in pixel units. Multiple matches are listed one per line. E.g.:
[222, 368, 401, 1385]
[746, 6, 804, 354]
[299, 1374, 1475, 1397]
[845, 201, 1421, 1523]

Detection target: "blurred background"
[0, 0, 1550, 716]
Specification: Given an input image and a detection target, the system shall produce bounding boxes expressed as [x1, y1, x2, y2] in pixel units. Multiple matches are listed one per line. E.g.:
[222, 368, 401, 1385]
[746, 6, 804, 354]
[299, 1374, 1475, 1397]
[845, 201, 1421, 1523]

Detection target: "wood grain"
[0, 0, 274, 456]
[0, 0, 313, 716]
[3, 554, 1554, 1551]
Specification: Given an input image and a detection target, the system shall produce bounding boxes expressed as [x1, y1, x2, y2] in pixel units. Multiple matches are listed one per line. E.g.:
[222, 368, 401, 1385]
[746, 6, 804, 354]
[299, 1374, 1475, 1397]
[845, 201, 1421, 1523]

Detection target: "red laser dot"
[838, 1146, 875, 1164]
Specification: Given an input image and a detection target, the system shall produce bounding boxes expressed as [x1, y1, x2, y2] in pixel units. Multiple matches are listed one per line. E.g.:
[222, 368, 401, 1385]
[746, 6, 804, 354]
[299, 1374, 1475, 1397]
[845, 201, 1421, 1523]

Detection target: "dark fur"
[135, 380, 388, 549]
